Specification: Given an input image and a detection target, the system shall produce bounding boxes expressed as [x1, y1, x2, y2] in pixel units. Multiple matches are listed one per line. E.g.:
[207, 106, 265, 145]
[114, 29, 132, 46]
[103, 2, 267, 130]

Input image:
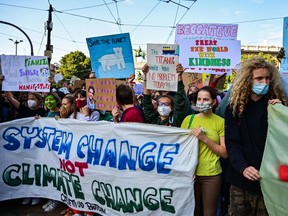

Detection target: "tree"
[59, 51, 91, 80]
[223, 52, 279, 90]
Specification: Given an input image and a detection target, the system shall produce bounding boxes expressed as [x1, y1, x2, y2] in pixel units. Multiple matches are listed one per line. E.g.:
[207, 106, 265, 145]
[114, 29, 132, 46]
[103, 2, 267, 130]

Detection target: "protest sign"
[74, 80, 85, 89]
[54, 73, 63, 83]
[0, 55, 51, 92]
[85, 78, 116, 111]
[175, 23, 238, 42]
[86, 33, 135, 79]
[260, 104, 288, 216]
[182, 72, 203, 93]
[178, 39, 241, 75]
[133, 83, 144, 95]
[146, 44, 179, 92]
[0, 118, 198, 215]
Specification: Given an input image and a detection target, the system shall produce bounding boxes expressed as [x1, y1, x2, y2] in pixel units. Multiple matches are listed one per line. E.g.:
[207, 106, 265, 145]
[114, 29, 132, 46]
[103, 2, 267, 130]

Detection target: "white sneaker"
[42, 200, 53, 209]
[22, 198, 31, 205]
[72, 214, 82, 216]
[44, 200, 62, 212]
[31, 198, 41, 205]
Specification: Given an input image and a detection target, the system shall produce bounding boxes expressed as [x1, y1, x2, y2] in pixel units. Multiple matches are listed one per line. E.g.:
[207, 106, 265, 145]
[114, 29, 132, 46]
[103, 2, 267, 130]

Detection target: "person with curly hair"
[225, 57, 287, 215]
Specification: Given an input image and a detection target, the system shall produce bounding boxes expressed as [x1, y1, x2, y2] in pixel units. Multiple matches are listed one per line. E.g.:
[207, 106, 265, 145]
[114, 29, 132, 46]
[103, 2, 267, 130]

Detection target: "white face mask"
[28, 99, 37, 108]
[157, 105, 172, 116]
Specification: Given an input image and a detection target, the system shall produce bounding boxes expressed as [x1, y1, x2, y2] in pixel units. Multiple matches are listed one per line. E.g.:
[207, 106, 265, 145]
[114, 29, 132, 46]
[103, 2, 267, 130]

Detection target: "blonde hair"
[229, 57, 287, 115]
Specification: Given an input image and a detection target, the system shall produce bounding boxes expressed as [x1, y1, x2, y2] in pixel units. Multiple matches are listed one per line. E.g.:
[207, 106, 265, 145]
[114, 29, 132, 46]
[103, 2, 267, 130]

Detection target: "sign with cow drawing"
[86, 33, 135, 79]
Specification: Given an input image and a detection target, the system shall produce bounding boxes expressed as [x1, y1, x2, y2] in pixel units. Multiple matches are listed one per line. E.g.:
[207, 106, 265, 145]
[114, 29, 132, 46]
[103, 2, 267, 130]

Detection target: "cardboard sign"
[146, 44, 179, 92]
[178, 39, 241, 75]
[86, 33, 135, 79]
[86, 78, 116, 111]
[0, 55, 51, 92]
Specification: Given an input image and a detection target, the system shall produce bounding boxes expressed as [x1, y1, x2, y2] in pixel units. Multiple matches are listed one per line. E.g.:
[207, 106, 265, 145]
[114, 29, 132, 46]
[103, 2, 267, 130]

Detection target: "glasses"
[158, 102, 171, 106]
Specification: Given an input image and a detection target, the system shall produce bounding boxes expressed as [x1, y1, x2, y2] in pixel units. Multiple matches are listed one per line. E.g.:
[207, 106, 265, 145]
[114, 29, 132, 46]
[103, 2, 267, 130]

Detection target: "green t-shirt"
[181, 113, 224, 176]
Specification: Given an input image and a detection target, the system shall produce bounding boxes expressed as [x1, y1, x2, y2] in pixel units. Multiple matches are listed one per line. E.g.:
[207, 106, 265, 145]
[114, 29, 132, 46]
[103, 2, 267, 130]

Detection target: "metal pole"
[0, 20, 34, 56]
[15, 42, 17, 55]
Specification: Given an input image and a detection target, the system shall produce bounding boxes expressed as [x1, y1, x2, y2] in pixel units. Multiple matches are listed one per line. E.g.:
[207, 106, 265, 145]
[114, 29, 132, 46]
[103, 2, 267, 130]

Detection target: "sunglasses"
[158, 102, 171, 106]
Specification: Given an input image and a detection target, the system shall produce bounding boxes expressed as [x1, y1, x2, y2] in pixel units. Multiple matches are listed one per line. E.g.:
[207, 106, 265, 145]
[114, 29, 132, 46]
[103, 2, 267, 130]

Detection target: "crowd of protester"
[0, 56, 287, 216]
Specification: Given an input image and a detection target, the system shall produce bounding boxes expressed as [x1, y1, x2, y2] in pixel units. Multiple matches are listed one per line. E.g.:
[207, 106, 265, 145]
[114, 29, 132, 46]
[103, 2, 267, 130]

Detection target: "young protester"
[44, 92, 62, 117]
[181, 86, 227, 216]
[141, 63, 187, 127]
[70, 89, 100, 121]
[5, 91, 46, 119]
[225, 57, 287, 215]
[112, 84, 145, 123]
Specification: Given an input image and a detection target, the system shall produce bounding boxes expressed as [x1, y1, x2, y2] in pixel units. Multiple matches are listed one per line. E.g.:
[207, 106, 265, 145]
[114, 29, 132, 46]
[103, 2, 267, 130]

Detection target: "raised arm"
[5, 91, 20, 109]
[142, 63, 151, 95]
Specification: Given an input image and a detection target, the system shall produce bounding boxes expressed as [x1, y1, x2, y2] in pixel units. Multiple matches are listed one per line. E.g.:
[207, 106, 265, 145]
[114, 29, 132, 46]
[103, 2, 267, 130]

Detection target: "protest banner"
[0, 55, 51, 92]
[260, 104, 288, 216]
[146, 44, 179, 92]
[86, 33, 135, 79]
[0, 118, 198, 216]
[85, 78, 116, 111]
[178, 39, 241, 75]
[175, 23, 238, 42]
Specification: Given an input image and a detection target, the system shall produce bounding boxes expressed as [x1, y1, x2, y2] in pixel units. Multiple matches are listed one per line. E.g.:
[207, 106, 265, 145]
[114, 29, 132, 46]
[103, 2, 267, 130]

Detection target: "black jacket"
[225, 96, 268, 193]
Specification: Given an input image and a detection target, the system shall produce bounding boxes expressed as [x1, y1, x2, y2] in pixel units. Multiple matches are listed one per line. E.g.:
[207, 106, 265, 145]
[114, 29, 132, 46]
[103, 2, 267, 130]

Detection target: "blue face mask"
[252, 83, 269, 95]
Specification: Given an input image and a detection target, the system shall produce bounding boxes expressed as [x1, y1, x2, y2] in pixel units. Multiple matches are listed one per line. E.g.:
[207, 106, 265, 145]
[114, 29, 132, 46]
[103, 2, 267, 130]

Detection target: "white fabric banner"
[0, 118, 198, 215]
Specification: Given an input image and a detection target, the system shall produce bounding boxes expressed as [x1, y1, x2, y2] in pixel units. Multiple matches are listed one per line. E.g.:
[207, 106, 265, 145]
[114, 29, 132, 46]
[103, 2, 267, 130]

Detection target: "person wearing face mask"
[141, 63, 187, 127]
[181, 86, 227, 216]
[5, 91, 46, 119]
[225, 57, 287, 216]
[70, 89, 100, 121]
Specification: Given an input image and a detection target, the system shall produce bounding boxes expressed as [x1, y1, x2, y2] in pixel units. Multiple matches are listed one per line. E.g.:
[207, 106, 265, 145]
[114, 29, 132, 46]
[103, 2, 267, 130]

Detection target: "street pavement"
[1, 199, 67, 216]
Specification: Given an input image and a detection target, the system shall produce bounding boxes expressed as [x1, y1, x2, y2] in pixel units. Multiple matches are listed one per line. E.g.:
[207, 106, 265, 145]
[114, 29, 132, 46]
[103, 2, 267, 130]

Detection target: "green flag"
[260, 104, 288, 215]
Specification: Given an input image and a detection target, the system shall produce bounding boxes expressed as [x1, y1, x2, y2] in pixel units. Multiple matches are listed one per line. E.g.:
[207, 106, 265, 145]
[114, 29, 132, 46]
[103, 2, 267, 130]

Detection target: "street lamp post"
[9, 38, 23, 55]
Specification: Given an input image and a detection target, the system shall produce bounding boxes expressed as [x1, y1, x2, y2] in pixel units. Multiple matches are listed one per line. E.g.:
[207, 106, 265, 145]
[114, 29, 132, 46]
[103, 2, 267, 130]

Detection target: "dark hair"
[88, 86, 95, 94]
[116, 84, 134, 105]
[196, 86, 217, 100]
[196, 86, 217, 112]
[156, 95, 174, 108]
[28, 92, 43, 103]
[45, 92, 62, 108]
[74, 89, 86, 99]
[188, 92, 197, 105]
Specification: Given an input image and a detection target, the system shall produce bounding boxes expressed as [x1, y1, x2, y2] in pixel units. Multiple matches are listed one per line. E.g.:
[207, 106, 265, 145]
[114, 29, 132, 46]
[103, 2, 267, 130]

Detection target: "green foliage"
[59, 51, 91, 80]
[224, 52, 278, 90]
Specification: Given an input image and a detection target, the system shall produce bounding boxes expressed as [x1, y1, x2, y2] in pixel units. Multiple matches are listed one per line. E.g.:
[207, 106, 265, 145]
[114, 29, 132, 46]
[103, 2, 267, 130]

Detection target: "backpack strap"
[188, 114, 195, 129]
